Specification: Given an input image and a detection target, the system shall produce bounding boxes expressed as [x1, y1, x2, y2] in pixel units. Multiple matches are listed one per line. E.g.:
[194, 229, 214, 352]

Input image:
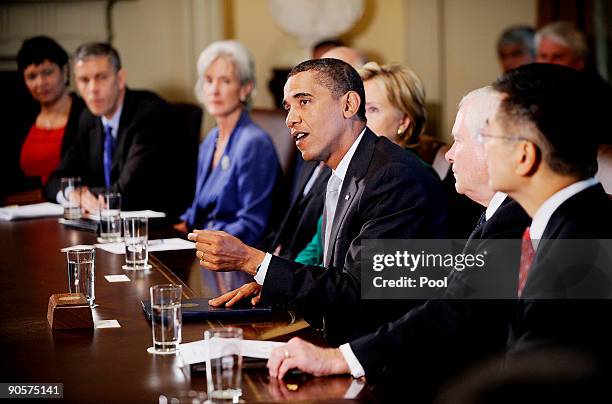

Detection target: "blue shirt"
[181, 111, 280, 246]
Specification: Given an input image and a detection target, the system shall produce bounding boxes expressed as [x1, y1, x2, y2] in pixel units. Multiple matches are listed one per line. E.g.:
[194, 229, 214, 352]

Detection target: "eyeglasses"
[476, 131, 530, 145]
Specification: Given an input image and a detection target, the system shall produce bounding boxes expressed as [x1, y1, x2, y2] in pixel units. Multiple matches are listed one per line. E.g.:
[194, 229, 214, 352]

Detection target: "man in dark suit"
[483, 64, 612, 374]
[189, 58, 447, 344]
[264, 86, 531, 401]
[45, 43, 184, 218]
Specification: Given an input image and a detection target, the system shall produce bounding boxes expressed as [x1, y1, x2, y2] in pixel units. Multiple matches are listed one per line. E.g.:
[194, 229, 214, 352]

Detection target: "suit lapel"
[325, 129, 377, 266]
[111, 89, 135, 179]
[294, 161, 318, 200]
[92, 119, 105, 182]
[195, 131, 217, 197]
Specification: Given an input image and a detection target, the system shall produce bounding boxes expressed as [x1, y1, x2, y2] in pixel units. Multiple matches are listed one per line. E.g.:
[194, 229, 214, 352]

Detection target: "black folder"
[141, 298, 272, 320]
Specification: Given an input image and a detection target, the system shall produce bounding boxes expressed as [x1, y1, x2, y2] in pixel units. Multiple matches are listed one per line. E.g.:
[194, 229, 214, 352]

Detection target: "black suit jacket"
[349, 197, 530, 400]
[260, 128, 448, 344]
[45, 89, 185, 218]
[259, 160, 330, 259]
[508, 184, 612, 374]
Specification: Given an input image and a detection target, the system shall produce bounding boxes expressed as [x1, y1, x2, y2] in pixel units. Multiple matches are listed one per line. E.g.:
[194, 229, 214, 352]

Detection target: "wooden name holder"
[47, 293, 93, 330]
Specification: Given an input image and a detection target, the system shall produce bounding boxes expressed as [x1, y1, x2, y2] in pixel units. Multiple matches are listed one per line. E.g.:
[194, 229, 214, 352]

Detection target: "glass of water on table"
[148, 284, 182, 354]
[98, 193, 122, 243]
[122, 216, 151, 270]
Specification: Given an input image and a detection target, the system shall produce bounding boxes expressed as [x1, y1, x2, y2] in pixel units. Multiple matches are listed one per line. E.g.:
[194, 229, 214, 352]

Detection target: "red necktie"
[518, 226, 535, 297]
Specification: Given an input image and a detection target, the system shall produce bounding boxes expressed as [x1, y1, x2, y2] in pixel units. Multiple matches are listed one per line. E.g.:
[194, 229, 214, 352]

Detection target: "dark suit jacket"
[260, 128, 448, 344]
[45, 89, 185, 218]
[508, 184, 612, 375]
[349, 197, 530, 401]
[259, 160, 331, 259]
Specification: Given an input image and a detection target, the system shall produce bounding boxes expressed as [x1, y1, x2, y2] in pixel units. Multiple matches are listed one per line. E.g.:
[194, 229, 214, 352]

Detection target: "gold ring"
[199, 259, 204, 265]
[284, 349, 290, 359]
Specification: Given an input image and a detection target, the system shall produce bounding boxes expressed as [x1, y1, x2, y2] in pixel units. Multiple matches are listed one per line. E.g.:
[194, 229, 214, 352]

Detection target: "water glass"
[66, 247, 95, 307]
[60, 177, 81, 219]
[99, 193, 122, 242]
[150, 284, 182, 353]
[123, 217, 149, 270]
[205, 327, 243, 403]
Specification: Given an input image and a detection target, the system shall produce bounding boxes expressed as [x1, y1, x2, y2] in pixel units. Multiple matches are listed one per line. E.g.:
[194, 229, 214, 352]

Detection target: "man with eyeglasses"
[482, 63, 612, 376]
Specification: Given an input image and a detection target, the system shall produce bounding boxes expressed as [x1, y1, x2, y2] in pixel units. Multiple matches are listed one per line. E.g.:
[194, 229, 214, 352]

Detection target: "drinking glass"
[149, 284, 182, 354]
[60, 177, 81, 219]
[205, 327, 243, 403]
[66, 247, 96, 307]
[98, 193, 122, 243]
[123, 217, 150, 270]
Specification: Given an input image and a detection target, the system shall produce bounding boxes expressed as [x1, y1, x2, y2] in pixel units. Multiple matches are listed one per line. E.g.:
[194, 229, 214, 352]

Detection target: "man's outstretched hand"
[188, 230, 266, 275]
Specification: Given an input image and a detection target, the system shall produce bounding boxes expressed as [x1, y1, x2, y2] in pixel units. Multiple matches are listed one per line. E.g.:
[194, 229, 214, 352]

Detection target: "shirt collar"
[485, 192, 508, 220]
[529, 177, 599, 242]
[332, 128, 366, 182]
[101, 101, 124, 139]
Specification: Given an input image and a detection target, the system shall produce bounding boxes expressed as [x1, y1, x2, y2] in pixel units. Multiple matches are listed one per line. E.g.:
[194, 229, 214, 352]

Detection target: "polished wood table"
[0, 218, 377, 402]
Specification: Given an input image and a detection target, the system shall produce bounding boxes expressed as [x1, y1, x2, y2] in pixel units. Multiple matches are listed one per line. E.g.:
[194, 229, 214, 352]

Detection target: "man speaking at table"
[45, 43, 183, 217]
[188, 58, 447, 344]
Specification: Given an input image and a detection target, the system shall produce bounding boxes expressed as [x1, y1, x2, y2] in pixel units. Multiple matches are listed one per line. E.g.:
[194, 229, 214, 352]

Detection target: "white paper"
[85, 210, 166, 221]
[95, 238, 195, 254]
[104, 275, 131, 282]
[94, 319, 121, 329]
[178, 339, 285, 367]
[60, 244, 95, 252]
[0, 202, 63, 221]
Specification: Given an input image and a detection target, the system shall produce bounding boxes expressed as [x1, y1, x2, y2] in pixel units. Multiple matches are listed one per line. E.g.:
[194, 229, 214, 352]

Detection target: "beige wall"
[441, 0, 536, 139]
[230, 0, 535, 139]
[113, 0, 225, 104]
[2, 0, 536, 138]
[230, 0, 407, 110]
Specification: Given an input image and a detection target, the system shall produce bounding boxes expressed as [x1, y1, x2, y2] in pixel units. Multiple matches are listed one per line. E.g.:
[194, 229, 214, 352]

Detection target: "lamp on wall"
[267, 0, 364, 55]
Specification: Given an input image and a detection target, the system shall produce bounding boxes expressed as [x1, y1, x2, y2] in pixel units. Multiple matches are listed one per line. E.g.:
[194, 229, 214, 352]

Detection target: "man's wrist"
[246, 247, 266, 276]
[329, 348, 351, 375]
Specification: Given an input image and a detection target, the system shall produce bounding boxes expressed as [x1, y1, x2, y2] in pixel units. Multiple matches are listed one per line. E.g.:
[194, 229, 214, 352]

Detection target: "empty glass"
[205, 327, 243, 403]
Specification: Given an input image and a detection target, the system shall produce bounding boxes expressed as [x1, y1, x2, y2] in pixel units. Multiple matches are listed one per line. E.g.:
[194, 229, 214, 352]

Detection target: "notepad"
[178, 339, 286, 366]
[95, 238, 195, 254]
[0, 202, 63, 221]
[85, 210, 166, 221]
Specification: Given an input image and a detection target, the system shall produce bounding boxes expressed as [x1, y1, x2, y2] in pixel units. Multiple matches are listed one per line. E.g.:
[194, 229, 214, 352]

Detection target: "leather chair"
[250, 108, 297, 179]
[170, 102, 203, 218]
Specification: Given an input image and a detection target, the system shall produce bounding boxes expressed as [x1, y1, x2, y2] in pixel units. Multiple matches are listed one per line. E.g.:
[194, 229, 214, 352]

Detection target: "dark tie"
[475, 211, 486, 229]
[103, 124, 115, 188]
[518, 226, 535, 297]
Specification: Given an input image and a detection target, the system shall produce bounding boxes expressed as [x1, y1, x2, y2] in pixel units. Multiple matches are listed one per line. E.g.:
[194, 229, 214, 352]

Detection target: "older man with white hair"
[535, 21, 588, 71]
[265, 86, 530, 401]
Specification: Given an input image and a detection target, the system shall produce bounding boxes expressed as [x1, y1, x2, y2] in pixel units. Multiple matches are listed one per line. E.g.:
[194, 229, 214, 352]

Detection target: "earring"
[397, 127, 404, 136]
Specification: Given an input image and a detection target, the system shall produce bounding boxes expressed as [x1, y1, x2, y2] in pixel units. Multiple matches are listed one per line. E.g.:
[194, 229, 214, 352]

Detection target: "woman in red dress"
[14, 36, 85, 189]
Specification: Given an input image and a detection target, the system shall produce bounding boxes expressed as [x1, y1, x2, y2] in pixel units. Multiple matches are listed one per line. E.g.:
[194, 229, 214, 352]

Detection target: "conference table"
[0, 217, 377, 402]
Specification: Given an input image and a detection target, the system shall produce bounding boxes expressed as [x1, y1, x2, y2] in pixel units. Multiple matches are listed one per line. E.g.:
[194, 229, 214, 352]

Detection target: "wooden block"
[47, 293, 93, 330]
